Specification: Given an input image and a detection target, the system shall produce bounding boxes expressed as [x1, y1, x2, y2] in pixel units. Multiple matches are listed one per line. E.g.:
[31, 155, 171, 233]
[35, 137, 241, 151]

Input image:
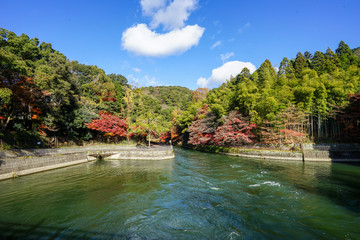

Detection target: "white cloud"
[140, 0, 166, 16]
[210, 40, 221, 50]
[127, 74, 140, 86]
[220, 52, 235, 63]
[123, 0, 203, 57]
[147, 0, 198, 30]
[197, 61, 256, 88]
[238, 22, 251, 33]
[122, 23, 204, 57]
[197, 77, 208, 88]
[133, 67, 142, 73]
[144, 75, 159, 86]
[127, 74, 161, 87]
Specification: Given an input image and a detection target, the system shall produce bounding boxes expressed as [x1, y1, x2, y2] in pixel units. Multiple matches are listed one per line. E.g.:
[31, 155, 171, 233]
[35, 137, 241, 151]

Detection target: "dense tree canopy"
[1, 27, 359, 149]
[0, 28, 192, 148]
[173, 40, 360, 146]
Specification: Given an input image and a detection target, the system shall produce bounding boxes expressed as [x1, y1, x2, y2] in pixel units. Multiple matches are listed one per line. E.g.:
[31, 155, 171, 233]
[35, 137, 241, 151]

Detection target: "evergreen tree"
[324, 47, 341, 72]
[304, 51, 313, 60]
[336, 40, 358, 69]
[294, 52, 307, 78]
[256, 59, 276, 89]
[278, 57, 295, 79]
[312, 51, 326, 74]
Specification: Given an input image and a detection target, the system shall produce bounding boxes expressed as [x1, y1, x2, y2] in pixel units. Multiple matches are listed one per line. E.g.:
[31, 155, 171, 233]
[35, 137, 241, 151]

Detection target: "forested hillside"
[172, 41, 360, 147]
[0, 29, 183, 148]
[354, 47, 360, 58]
[141, 86, 192, 110]
[1, 27, 359, 149]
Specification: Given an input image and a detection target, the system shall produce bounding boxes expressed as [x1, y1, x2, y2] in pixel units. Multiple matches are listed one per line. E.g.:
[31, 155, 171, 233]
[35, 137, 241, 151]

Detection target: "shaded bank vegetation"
[1, 28, 359, 149]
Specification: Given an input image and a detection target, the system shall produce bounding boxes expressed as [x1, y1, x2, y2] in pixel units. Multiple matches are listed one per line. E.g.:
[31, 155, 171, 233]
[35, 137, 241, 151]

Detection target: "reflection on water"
[0, 148, 359, 239]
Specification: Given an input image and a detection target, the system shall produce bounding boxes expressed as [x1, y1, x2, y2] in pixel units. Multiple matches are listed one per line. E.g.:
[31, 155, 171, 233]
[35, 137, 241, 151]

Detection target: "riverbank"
[0, 145, 174, 180]
[185, 144, 360, 162]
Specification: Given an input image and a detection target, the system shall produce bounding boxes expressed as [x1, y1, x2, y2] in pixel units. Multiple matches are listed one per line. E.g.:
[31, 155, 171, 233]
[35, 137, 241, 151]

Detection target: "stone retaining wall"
[0, 153, 88, 175]
[0, 152, 91, 180]
[0, 145, 145, 158]
[0, 145, 174, 181]
[105, 149, 175, 160]
[223, 149, 303, 161]
[222, 144, 360, 162]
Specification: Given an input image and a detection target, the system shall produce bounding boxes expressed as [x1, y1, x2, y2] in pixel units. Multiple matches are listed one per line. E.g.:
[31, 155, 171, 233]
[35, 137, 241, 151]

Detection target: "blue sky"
[1, 0, 359, 90]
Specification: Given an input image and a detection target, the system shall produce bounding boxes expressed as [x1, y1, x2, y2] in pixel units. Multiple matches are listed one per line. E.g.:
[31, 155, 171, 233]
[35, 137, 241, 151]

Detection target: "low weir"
[1, 143, 359, 181]
[87, 147, 175, 161]
[0, 145, 175, 180]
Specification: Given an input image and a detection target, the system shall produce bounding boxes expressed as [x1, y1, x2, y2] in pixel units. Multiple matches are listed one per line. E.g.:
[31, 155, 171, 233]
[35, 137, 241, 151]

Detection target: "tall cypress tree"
[257, 59, 276, 89]
[278, 57, 295, 79]
[294, 52, 307, 78]
[325, 47, 341, 72]
[312, 51, 326, 74]
[336, 40, 357, 69]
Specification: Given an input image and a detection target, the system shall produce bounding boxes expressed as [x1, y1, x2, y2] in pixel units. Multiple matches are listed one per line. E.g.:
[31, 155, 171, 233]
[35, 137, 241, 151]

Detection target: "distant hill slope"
[141, 86, 193, 110]
[353, 47, 360, 58]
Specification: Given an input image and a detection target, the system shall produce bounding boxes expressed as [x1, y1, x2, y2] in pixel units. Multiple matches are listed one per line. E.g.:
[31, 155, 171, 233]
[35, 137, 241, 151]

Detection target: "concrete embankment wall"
[224, 150, 303, 161]
[222, 143, 360, 162]
[0, 153, 90, 180]
[105, 149, 175, 160]
[0, 146, 174, 181]
[302, 143, 360, 162]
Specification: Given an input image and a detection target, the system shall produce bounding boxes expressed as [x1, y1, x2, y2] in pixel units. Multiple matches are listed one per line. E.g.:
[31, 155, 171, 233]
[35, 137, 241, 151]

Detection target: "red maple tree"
[0, 76, 45, 131]
[159, 131, 171, 143]
[259, 105, 308, 144]
[213, 111, 256, 146]
[86, 111, 127, 137]
[187, 105, 218, 145]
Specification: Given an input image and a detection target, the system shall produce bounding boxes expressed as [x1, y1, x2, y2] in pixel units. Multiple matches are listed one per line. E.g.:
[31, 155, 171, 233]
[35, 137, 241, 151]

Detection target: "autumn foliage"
[259, 105, 308, 144]
[187, 105, 218, 145]
[159, 131, 171, 143]
[0, 76, 44, 130]
[187, 106, 256, 146]
[213, 111, 256, 146]
[2, 28, 360, 149]
[86, 111, 127, 137]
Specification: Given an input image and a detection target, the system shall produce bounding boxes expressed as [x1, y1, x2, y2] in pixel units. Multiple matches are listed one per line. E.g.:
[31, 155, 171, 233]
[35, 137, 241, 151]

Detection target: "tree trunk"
[325, 119, 328, 139]
[311, 113, 314, 139]
[318, 112, 321, 139]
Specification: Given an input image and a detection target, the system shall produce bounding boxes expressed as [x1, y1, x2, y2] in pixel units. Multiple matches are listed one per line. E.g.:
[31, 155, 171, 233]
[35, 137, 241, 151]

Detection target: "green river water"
[0, 148, 359, 239]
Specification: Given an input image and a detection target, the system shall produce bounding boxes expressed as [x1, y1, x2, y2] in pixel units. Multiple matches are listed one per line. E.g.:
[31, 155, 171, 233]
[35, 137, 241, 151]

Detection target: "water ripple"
[0, 148, 359, 239]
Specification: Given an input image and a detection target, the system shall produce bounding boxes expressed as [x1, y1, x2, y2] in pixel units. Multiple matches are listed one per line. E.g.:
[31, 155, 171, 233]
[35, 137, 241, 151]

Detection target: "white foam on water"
[229, 231, 240, 240]
[249, 181, 281, 187]
[263, 181, 281, 187]
[210, 187, 220, 190]
[249, 184, 261, 187]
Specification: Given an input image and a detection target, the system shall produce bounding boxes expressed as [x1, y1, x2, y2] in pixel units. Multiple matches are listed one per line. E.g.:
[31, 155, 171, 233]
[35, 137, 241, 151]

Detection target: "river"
[0, 148, 359, 239]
